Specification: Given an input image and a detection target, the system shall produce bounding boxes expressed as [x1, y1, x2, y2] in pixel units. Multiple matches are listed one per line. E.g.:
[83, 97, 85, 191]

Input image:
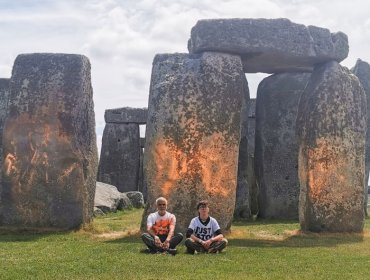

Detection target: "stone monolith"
[188, 18, 348, 73]
[297, 61, 366, 232]
[351, 59, 370, 215]
[98, 122, 141, 192]
[1, 53, 98, 229]
[247, 99, 258, 215]
[235, 82, 251, 219]
[255, 72, 311, 219]
[142, 52, 246, 232]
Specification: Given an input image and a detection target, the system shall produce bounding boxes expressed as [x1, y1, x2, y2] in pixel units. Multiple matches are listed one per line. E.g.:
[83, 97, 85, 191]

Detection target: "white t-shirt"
[188, 216, 221, 241]
[147, 211, 176, 236]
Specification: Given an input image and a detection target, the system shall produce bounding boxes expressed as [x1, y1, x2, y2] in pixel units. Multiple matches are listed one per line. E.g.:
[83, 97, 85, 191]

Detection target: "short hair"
[155, 197, 167, 205]
[197, 200, 209, 209]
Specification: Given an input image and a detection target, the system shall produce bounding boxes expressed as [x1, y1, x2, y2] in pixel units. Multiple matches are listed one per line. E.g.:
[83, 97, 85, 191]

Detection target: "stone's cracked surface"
[105, 107, 147, 124]
[97, 123, 141, 193]
[1, 53, 98, 229]
[142, 52, 246, 233]
[351, 59, 370, 214]
[255, 72, 311, 219]
[297, 61, 366, 232]
[188, 18, 348, 73]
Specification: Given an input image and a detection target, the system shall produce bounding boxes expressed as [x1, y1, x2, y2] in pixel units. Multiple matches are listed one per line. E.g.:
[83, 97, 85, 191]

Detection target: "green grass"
[0, 209, 370, 280]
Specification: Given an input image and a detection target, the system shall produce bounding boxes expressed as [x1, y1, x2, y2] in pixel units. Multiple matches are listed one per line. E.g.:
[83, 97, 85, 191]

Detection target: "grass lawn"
[0, 209, 369, 280]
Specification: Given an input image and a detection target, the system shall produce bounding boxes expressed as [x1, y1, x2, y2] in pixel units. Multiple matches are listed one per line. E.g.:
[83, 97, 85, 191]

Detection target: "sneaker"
[167, 248, 177, 256]
[208, 241, 227, 253]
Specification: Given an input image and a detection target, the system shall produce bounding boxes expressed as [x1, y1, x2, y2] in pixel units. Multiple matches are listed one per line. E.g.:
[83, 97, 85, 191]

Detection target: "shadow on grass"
[229, 233, 364, 248]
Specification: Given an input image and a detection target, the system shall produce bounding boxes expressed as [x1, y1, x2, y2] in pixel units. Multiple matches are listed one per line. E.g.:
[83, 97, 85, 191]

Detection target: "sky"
[0, 0, 369, 152]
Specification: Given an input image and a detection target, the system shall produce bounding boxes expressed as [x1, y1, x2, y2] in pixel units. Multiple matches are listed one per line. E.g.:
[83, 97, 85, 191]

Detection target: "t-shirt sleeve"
[212, 218, 221, 233]
[147, 213, 154, 228]
[170, 214, 176, 226]
[188, 218, 196, 230]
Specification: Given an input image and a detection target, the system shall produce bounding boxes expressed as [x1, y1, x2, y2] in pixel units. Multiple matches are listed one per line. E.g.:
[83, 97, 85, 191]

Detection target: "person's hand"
[203, 239, 213, 249]
[154, 236, 161, 247]
[163, 239, 170, 250]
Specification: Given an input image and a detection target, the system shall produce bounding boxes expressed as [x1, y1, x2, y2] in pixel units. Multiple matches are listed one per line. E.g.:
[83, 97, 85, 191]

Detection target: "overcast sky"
[0, 0, 369, 151]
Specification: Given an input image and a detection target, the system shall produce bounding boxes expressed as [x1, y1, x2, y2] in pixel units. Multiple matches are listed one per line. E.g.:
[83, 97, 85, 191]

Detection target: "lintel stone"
[104, 107, 147, 124]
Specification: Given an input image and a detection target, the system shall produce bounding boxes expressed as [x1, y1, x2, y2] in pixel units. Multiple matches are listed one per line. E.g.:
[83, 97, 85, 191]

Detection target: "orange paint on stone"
[153, 131, 235, 197]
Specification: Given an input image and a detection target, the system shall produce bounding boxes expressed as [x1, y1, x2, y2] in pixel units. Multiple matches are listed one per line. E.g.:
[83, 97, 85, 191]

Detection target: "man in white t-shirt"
[185, 200, 228, 254]
[141, 197, 183, 255]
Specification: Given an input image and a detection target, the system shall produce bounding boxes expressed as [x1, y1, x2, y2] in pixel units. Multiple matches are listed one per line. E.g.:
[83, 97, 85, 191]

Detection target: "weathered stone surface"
[188, 18, 348, 73]
[247, 99, 258, 215]
[234, 80, 251, 219]
[255, 72, 311, 219]
[97, 123, 140, 193]
[137, 147, 147, 201]
[297, 61, 366, 232]
[351, 59, 370, 215]
[0, 78, 10, 199]
[94, 182, 131, 213]
[125, 191, 144, 208]
[105, 107, 147, 124]
[142, 52, 246, 232]
[1, 53, 98, 229]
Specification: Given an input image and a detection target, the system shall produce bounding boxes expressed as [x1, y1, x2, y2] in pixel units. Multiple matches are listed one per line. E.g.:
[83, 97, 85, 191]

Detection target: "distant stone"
[93, 207, 105, 217]
[142, 52, 245, 233]
[255, 72, 311, 219]
[235, 80, 251, 220]
[125, 191, 144, 208]
[95, 182, 131, 213]
[351, 59, 370, 215]
[1, 53, 98, 229]
[247, 99, 258, 215]
[105, 107, 147, 124]
[117, 193, 133, 210]
[97, 123, 141, 193]
[188, 18, 348, 73]
[297, 61, 366, 232]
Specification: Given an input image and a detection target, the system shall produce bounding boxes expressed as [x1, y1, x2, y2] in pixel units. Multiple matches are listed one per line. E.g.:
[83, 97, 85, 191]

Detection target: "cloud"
[1, 0, 370, 156]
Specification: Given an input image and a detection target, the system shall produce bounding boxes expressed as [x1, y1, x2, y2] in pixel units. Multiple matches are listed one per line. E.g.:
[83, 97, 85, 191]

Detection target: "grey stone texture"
[142, 52, 246, 233]
[234, 80, 251, 219]
[97, 123, 141, 193]
[105, 107, 147, 124]
[297, 61, 366, 232]
[188, 18, 348, 73]
[1, 53, 98, 229]
[125, 191, 144, 208]
[0, 78, 10, 197]
[94, 182, 132, 214]
[247, 99, 258, 215]
[351, 59, 370, 215]
[255, 72, 311, 219]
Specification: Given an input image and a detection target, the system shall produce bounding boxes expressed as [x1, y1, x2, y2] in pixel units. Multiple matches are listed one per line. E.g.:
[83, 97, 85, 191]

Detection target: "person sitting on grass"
[141, 197, 183, 255]
[185, 200, 228, 254]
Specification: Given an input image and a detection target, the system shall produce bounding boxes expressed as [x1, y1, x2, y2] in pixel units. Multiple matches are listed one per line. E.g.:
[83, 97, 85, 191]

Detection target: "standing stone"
[297, 61, 366, 232]
[0, 78, 10, 202]
[247, 99, 258, 215]
[142, 52, 246, 232]
[188, 18, 348, 73]
[255, 72, 311, 219]
[98, 107, 147, 193]
[351, 59, 370, 215]
[234, 82, 251, 219]
[98, 122, 140, 192]
[1, 53, 98, 229]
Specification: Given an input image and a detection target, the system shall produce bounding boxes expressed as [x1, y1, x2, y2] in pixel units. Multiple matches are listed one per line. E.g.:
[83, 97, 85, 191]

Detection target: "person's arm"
[163, 223, 175, 249]
[147, 216, 162, 247]
[163, 215, 176, 249]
